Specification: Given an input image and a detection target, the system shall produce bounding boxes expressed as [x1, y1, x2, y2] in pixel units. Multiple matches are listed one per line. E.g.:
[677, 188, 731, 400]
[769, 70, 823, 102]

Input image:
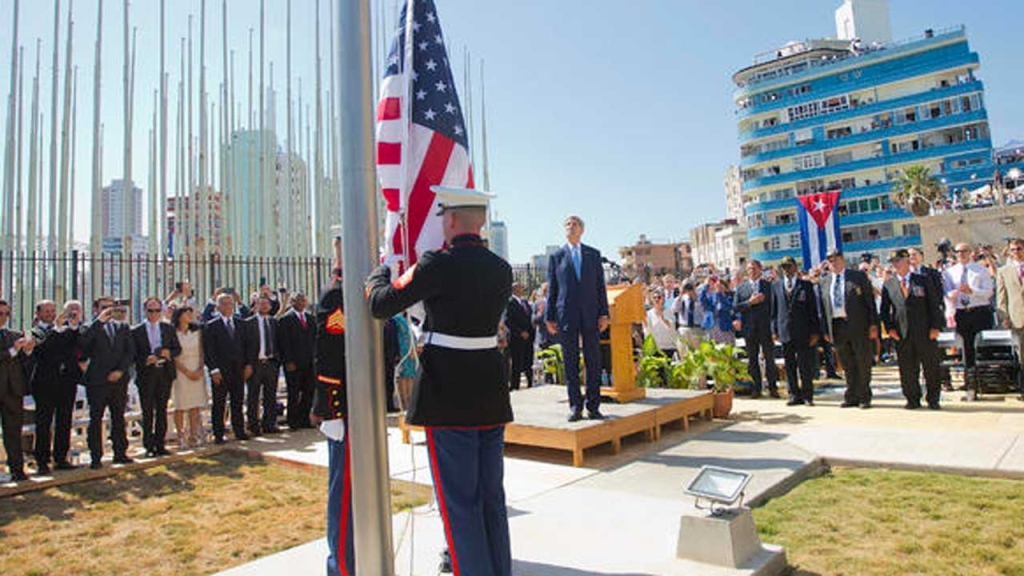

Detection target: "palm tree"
[892, 165, 944, 217]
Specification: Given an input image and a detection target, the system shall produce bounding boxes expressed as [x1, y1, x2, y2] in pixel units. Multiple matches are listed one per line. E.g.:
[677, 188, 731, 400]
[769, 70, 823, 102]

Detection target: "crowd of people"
[0, 280, 330, 482]
[497, 236, 1024, 418]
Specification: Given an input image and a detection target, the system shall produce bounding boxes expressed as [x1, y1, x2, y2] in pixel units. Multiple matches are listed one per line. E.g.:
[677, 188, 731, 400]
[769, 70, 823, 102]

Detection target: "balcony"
[740, 107, 988, 168]
[742, 138, 992, 191]
[738, 80, 983, 142]
[734, 26, 966, 97]
[749, 235, 923, 263]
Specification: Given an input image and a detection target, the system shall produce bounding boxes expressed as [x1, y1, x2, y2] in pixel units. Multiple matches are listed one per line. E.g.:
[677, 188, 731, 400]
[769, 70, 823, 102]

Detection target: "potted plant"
[537, 344, 566, 385]
[677, 340, 750, 418]
[637, 335, 672, 388]
[892, 164, 943, 217]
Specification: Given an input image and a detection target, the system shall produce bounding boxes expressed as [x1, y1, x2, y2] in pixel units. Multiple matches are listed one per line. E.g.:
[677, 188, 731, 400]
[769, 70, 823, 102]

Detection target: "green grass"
[754, 468, 1024, 576]
[0, 451, 431, 576]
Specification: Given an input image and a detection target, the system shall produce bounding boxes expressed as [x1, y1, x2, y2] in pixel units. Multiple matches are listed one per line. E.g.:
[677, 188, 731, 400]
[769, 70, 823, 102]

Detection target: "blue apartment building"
[733, 16, 1019, 264]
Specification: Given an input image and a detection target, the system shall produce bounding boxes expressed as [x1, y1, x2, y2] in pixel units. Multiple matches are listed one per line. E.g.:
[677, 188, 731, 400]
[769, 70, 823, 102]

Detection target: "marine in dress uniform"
[367, 186, 514, 576]
[312, 238, 355, 576]
[880, 250, 944, 409]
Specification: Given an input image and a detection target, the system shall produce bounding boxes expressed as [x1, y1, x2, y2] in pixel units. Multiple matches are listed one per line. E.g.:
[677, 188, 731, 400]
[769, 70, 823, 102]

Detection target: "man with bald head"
[942, 242, 994, 401]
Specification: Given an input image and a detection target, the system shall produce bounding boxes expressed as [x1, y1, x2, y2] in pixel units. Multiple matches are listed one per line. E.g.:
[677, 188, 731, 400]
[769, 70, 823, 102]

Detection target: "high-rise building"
[275, 152, 312, 258]
[689, 219, 748, 275]
[489, 220, 509, 261]
[101, 179, 143, 241]
[228, 130, 280, 256]
[724, 166, 745, 221]
[167, 188, 223, 255]
[733, 0, 1023, 264]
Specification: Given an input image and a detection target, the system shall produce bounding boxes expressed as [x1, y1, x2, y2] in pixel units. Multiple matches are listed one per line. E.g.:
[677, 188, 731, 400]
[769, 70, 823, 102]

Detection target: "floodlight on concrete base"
[685, 465, 751, 516]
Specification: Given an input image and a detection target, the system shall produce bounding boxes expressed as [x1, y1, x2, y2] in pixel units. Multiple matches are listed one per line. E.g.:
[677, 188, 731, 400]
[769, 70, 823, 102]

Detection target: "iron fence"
[0, 251, 326, 329]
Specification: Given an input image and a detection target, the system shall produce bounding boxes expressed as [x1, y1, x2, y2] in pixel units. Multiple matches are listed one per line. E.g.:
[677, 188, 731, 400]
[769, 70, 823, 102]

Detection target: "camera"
[936, 238, 953, 258]
[114, 298, 131, 307]
[860, 252, 875, 264]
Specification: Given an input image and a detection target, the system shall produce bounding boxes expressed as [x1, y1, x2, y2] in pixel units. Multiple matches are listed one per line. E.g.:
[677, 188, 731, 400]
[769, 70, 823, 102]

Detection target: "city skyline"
[3, 1, 1024, 263]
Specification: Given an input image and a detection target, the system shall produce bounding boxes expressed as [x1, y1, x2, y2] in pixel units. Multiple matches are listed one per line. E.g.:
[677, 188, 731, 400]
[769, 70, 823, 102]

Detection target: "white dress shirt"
[146, 320, 162, 353]
[942, 262, 993, 309]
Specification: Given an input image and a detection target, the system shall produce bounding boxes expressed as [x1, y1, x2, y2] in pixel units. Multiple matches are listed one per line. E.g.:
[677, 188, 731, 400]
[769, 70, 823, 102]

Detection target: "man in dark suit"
[0, 299, 35, 481]
[131, 297, 182, 457]
[243, 294, 280, 435]
[908, 247, 946, 317]
[203, 293, 250, 443]
[733, 260, 778, 399]
[545, 215, 610, 421]
[771, 257, 822, 406]
[821, 250, 879, 408]
[278, 292, 316, 429]
[30, 300, 83, 473]
[79, 297, 136, 469]
[881, 250, 945, 410]
[505, 282, 535, 390]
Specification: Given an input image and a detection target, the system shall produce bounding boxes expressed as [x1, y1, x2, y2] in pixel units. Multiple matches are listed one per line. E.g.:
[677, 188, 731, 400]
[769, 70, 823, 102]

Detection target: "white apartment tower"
[835, 0, 892, 45]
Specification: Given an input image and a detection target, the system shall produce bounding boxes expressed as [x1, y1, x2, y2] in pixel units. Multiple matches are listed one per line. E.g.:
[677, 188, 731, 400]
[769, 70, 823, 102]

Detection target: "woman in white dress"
[171, 306, 208, 448]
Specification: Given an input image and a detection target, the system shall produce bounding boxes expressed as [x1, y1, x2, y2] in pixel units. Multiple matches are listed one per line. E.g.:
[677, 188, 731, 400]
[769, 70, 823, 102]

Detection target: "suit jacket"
[29, 323, 81, 395]
[79, 320, 135, 387]
[880, 273, 943, 339]
[996, 261, 1024, 329]
[770, 277, 821, 345]
[733, 278, 773, 337]
[203, 315, 248, 377]
[278, 309, 316, 368]
[545, 243, 609, 332]
[505, 296, 534, 349]
[914, 265, 946, 319]
[131, 321, 182, 381]
[820, 268, 879, 340]
[0, 328, 31, 398]
[243, 314, 280, 365]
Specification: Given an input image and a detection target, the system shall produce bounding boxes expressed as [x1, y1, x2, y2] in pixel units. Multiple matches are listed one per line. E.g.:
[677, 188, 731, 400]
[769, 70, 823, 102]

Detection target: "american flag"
[376, 0, 473, 269]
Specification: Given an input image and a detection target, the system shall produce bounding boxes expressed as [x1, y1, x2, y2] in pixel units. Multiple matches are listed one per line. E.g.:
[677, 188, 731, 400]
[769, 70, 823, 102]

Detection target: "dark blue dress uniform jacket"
[366, 234, 514, 427]
[313, 278, 347, 420]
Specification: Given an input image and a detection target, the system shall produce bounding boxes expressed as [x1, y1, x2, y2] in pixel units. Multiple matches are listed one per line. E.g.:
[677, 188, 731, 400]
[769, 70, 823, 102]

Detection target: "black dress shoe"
[36, 463, 52, 475]
[840, 401, 859, 408]
[145, 449, 157, 458]
[587, 410, 605, 421]
[567, 411, 583, 423]
[769, 390, 781, 399]
[235, 433, 250, 441]
[786, 398, 805, 406]
[263, 427, 282, 434]
[905, 402, 921, 410]
[750, 390, 763, 399]
[214, 437, 227, 445]
[805, 398, 815, 406]
[155, 448, 172, 456]
[928, 403, 941, 410]
[54, 460, 77, 471]
[89, 461, 103, 470]
[112, 456, 134, 465]
[859, 402, 872, 409]
[10, 469, 28, 482]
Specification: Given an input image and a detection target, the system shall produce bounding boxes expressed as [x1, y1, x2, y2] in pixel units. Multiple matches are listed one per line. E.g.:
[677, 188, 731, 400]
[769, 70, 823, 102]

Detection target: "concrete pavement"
[218, 369, 1024, 575]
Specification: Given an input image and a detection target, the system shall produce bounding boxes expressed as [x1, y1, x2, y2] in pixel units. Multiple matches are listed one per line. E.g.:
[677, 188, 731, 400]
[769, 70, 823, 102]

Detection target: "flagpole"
[28, 41, 41, 260]
[89, 0, 103, 260]
[14, 46, 25, 322]
[314, 0, 324, 257]
[1, 0, 19, 260]
[56, 0, 74, 301]
[48, 0, 61, 254]
[338, 0, 393, 571]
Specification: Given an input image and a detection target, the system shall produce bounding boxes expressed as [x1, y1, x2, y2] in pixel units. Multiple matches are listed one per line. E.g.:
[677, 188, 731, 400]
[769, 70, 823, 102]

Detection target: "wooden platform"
[399, 386, 714, 467]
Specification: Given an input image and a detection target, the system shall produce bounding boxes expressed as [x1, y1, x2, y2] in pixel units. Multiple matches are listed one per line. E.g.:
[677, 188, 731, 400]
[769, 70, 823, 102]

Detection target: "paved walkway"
[211, 368, 1024, 575]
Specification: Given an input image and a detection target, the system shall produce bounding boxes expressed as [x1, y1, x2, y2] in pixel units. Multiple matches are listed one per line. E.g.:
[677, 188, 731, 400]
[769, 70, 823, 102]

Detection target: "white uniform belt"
[422, 332, 497, 350]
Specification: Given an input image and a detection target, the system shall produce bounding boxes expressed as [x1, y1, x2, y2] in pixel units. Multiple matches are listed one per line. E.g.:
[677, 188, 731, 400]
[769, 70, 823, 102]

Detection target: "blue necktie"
[832, 274, 844, 309]
[572, 246, 581, 280]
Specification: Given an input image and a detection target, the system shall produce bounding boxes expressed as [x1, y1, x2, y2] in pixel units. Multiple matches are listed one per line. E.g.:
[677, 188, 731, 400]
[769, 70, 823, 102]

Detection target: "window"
[827, 126, 853, 140]
[794, 128, 814, 144]
[788, 233, 801, 248]
[902, 223, 921, 237]
[793, 153, 824, 171]
[770, 237, 781, 251]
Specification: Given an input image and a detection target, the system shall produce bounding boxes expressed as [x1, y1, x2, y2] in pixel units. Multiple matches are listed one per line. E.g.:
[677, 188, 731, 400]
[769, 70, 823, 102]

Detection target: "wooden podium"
[601, 283, 646, 403]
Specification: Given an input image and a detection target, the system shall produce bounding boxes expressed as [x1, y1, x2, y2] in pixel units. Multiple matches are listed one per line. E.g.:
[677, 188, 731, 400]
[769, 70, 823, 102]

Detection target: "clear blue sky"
[2, 1, 1022, 262]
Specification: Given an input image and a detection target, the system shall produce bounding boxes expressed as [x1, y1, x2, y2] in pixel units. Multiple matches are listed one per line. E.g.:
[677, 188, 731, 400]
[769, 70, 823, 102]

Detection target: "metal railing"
[0, 250, 326, 329]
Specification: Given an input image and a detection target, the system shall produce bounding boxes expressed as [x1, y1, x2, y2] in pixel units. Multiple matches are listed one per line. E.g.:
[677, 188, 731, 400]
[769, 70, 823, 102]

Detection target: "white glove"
[319, 418, 346, 442]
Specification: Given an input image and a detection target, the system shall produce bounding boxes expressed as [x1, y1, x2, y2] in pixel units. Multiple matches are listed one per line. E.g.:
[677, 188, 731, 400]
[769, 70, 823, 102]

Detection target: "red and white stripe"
[375, 57, 473, 270]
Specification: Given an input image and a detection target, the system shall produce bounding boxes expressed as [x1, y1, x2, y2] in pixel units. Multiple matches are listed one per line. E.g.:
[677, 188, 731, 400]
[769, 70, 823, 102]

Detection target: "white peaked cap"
[430, 185, 496, 213]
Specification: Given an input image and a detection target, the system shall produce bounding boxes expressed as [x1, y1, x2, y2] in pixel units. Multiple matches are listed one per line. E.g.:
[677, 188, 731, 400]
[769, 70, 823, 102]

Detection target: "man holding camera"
[132, 297, 182, 457]
[0, 298, 35, 481]
[942, 243, 994, 401]
[80, 297, 136, 468]
[31, 300, 84, 473]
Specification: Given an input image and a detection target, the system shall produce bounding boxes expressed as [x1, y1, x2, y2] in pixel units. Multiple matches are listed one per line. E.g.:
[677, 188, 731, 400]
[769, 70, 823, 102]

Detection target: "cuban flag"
[796, 190, 842, 270]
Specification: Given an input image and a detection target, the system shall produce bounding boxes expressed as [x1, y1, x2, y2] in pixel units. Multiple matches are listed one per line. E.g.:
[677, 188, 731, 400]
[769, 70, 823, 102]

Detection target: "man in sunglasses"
[131, 297, 182, 457]
[942, 242, 994, 401]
